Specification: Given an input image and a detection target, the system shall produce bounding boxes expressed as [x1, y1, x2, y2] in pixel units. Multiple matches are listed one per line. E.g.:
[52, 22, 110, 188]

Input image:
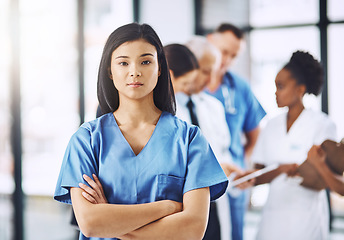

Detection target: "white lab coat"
[176, 91, 232, 240]
[252, 109, 337, 240]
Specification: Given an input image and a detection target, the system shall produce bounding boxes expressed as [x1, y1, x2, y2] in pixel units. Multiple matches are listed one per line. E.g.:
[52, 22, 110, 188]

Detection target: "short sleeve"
[183, 127, 228, 201]
[54, 126, 98, 204]
[242, 86, 266, 132]
[315, 117, 337, 145]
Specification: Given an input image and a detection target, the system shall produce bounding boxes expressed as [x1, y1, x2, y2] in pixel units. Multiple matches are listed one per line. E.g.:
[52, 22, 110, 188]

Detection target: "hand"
[279, 163, 299, 177]
[220, 162, 243, 177]
[79, 174, 108, 204]
[233, 170, 256, 189]
[307, 145, 326, 167]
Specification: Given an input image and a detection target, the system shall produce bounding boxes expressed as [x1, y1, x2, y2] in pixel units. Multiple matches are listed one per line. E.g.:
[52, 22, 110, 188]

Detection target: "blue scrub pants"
[229, 191, 248, 240]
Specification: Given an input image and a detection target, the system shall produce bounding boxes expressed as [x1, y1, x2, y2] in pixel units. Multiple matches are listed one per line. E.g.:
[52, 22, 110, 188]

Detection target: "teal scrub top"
[54, 111, 228, 240]
[206, 72, 266, 169]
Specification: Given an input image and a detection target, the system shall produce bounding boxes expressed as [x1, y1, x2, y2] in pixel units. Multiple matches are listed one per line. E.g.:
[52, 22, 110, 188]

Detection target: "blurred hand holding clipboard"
[298, 139, 344, 191]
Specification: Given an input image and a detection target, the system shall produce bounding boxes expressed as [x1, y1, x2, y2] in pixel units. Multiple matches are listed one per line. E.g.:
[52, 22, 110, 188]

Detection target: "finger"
[318, 147, 326, 156]
[92, 174, 105, 194]
[79, 182, 99, 199]
[92, 174, 107, 201]
[83, 174, 102, 198]
[82, 191, 97, 204]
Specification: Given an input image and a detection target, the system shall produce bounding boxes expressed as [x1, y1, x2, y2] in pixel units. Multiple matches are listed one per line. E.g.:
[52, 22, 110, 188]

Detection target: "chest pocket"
[156, 175, 185, 203]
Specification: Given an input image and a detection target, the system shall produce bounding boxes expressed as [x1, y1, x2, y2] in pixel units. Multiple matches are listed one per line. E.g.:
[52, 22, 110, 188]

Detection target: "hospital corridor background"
[1, 0, 344, 239]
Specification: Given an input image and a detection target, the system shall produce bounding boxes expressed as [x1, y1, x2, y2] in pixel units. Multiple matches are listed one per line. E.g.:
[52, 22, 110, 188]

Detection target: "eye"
[119, 62, 128, 66]
[276, 83, 283, 90]
[142, 60, 151, 65]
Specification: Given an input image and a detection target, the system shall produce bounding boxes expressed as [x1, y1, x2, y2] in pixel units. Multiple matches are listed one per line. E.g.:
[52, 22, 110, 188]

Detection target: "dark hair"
[284, 51, 324, 96]
[164, 44, 199, 78]
[215, 23, 244, 40]
[97, 23, 176, 115]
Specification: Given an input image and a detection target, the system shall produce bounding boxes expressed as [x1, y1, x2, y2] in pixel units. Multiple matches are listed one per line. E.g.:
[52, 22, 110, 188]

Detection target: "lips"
[127, 82, 143, 88]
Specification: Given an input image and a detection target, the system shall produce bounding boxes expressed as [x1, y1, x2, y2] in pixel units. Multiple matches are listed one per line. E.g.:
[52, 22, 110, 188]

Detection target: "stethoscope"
[221, 72, 237, 115]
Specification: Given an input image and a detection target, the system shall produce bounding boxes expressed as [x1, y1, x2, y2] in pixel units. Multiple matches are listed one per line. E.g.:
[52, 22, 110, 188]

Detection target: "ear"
[107, 67, 113, 80]
[158, 64, 161, 77]
[298, 84, 306, 96]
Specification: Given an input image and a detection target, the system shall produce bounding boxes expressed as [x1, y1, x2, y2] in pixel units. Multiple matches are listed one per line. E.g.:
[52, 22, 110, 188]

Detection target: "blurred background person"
[207, 23, 266, 240]
[165, 43, 234, 240]
[251, 51, 337, 240]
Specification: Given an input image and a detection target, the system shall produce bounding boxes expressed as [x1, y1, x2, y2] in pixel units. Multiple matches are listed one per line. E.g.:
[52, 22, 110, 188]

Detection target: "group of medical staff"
[53, 22, 343, 240]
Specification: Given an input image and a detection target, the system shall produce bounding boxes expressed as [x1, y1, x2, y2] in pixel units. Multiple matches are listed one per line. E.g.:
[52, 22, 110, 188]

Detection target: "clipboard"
[228, 164, 279, 188]
[297, 139, 344, 191]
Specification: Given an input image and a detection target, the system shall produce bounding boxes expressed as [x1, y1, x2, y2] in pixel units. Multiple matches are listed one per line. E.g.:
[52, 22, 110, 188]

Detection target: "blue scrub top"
[206, 72, 266, 169]
[54, 111, 228, 240]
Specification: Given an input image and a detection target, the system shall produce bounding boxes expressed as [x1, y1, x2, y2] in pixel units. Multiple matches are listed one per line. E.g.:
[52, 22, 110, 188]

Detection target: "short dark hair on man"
[164, 44, 199, 78]
[215, 23, 244, 40]
[284, 50, 324, 96]
[97, 23, 176, 115]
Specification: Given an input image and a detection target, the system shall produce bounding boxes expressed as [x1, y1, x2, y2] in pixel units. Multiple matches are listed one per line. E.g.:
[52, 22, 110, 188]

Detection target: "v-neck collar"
[111, 112, 165, 157]
[284, 109, 307, 135]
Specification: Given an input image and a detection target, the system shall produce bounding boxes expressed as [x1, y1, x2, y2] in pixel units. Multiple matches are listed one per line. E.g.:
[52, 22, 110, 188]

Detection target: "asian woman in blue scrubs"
[54, 23, 228, 240]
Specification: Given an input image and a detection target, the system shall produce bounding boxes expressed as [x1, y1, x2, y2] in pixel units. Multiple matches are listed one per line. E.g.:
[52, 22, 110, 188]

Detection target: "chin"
[276, 102, 283, 108]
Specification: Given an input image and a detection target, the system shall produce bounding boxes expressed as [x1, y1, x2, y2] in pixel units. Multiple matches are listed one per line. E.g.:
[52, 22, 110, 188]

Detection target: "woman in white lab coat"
[251, 51, 337, 240]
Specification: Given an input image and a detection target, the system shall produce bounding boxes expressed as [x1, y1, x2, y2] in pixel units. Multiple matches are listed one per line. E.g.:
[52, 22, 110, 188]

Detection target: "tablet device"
[228, 164, 279, 188]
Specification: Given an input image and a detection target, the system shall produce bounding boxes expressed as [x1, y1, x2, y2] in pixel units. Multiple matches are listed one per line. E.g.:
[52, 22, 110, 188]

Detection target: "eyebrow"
[115, 53, 154, 59]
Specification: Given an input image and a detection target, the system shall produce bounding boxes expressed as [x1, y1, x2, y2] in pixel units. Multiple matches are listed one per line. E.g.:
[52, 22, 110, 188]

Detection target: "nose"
[130, 65, 141, 77]
[130, 71, 141, 77]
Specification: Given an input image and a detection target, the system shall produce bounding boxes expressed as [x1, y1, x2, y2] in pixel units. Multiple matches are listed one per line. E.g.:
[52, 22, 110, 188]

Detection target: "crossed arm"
[71, 175, 210, 239]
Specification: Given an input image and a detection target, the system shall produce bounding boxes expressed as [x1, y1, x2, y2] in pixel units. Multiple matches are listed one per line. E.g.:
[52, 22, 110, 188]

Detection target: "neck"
[288, 102, 304, 119]
[114, 94, 161, 126]
[286, 102, 304, 131]
[207, 72, 224, 92]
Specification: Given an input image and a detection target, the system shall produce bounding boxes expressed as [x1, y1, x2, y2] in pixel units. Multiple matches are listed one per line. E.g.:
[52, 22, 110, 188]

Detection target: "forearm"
[254, 163, 285, 185]
[244, 142, 255, 161]
[313, 162, 344, 196]
[122, 188, 210, 240]
[244, 127, 260, 160]
[71, 188, 179, 238]
[254, 168, 282, 185]
[122, 209, 204, 240]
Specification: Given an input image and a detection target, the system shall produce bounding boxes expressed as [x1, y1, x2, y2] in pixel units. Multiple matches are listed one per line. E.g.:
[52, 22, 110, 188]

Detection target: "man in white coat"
[176, 36, 241, 240]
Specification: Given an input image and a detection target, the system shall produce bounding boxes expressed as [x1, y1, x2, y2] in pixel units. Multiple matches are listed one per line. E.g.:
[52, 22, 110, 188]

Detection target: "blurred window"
[328, 24, 344, 138]
[249, 0, 319, 27]
[201, 0, 249, 29]
[0, 0, 13, 194]
[250, 27, 320, 118]
[84, 0, 133, 121]
[140, 0, 194, 44]
[328, 0, 344, 21]
[20, 0, 79, 196]
[0, 1, 13, 239]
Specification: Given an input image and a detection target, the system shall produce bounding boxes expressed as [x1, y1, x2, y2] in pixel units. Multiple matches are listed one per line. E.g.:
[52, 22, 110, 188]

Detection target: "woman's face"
[275, 68, 305, 108]
[171, 69, 199, 95]
[110, 39, 160, 102]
